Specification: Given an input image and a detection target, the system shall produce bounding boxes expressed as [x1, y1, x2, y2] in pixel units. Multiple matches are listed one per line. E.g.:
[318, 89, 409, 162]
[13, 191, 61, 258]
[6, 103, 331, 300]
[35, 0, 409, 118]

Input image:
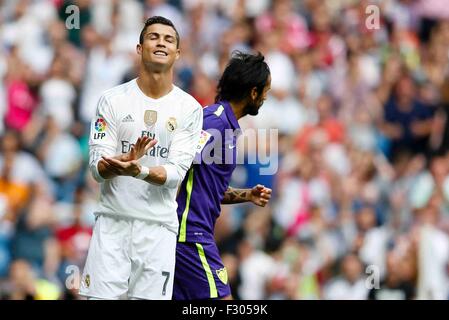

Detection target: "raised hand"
[123, 136, 158, 162]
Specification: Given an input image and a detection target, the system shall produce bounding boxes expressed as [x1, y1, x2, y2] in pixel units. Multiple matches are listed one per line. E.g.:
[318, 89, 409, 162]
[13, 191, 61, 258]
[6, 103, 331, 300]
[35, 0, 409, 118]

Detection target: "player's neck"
[229, 101, 245, 120]
[137, 71, 174, 99]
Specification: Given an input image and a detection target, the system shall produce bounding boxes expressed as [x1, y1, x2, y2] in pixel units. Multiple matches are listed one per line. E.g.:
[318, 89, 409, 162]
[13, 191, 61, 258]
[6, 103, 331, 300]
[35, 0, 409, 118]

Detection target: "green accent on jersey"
[214, 105, 224, 117]
[178, 168, 194, 242]
[196, 243, 218, 298]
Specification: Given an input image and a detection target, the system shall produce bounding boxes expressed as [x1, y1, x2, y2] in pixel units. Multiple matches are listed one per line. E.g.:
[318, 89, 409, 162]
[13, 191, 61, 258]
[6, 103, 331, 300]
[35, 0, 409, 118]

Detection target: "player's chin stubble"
[244, 99, 261, 116]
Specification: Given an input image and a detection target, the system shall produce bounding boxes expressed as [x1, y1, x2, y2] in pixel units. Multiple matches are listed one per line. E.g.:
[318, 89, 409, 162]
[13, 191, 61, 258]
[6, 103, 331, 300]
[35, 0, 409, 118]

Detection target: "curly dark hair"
[216, 51, 270, 103]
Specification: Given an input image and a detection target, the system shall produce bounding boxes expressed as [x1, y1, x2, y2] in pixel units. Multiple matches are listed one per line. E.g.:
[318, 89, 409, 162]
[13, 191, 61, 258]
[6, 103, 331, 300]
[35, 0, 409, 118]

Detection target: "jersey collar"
[218, 100, 240, 131]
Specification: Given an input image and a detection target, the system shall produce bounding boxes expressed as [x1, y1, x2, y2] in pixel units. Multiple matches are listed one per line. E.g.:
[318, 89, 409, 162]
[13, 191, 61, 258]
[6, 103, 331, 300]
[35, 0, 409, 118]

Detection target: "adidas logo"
[122, 114, 134, 122]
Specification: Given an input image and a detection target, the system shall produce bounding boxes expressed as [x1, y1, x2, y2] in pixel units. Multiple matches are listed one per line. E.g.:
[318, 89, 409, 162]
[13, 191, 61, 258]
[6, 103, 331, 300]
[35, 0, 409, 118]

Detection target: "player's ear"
[250, 87, 258, 100]
[175, 48, 180, 61]
[136, 43, 142, 56]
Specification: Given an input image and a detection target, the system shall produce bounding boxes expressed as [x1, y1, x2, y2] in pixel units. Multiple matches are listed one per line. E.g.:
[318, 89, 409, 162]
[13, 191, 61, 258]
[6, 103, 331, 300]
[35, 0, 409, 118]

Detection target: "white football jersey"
[88, 78, 203, 234]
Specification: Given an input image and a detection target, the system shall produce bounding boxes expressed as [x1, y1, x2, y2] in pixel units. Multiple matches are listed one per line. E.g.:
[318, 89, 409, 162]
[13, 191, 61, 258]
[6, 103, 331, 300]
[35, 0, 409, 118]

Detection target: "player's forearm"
[97, 160, 119, 180]
[95, 153, 130, 180]
[221, 187, 251, 204]
[142, 166, 167, 185]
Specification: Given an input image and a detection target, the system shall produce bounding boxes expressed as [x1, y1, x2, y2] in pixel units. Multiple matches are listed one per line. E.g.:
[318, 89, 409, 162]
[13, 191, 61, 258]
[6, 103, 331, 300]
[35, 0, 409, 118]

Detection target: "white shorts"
[79, 214, 176, 300]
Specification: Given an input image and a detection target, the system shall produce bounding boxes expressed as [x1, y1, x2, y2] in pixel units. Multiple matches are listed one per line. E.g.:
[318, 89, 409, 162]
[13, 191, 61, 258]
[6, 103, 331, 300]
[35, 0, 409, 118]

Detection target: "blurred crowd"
[0, 0, 449, 300]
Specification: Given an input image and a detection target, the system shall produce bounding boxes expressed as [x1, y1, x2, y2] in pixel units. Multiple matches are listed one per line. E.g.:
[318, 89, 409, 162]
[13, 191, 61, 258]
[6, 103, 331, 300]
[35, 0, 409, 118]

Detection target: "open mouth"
[153, 50, 168, 56]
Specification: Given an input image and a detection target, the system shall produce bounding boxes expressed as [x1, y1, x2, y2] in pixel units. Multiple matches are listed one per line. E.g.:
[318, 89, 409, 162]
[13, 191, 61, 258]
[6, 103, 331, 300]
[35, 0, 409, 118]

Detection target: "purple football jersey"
[176, 101, 240, 243]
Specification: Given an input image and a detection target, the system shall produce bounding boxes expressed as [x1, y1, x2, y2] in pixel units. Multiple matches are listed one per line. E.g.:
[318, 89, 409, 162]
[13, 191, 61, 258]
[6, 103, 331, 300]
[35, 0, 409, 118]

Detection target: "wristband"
[134, 166, 150, 180]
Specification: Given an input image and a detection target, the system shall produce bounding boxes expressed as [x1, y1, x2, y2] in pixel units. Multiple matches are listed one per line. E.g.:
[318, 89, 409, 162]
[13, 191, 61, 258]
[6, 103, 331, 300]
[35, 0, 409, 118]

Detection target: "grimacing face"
[137, 23, 180, 71]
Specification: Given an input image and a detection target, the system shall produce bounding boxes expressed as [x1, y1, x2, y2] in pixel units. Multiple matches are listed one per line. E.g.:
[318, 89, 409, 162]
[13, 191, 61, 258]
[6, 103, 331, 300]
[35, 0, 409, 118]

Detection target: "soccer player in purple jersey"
[173, 51, 272, 300]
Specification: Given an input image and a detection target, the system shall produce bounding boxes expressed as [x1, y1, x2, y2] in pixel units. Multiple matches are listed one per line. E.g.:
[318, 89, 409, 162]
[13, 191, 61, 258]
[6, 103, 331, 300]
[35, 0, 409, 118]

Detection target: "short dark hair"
[139, 16, 180, 48]
[215, 51, 270, 103]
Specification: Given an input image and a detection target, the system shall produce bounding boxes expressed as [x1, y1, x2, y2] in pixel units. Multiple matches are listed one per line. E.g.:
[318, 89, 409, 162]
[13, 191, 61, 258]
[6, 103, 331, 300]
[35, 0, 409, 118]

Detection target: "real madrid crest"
[144, 110, 157, 127]
[166, 117, 177, 132]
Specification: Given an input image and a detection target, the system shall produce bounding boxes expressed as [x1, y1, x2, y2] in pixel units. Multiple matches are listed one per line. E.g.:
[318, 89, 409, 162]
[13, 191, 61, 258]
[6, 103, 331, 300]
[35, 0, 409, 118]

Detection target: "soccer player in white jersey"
[79, 16, 203, 300]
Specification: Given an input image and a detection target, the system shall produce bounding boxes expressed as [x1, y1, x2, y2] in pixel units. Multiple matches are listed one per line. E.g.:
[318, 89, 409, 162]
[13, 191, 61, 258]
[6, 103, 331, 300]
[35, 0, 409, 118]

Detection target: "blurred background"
[0, 0, 449, 300]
